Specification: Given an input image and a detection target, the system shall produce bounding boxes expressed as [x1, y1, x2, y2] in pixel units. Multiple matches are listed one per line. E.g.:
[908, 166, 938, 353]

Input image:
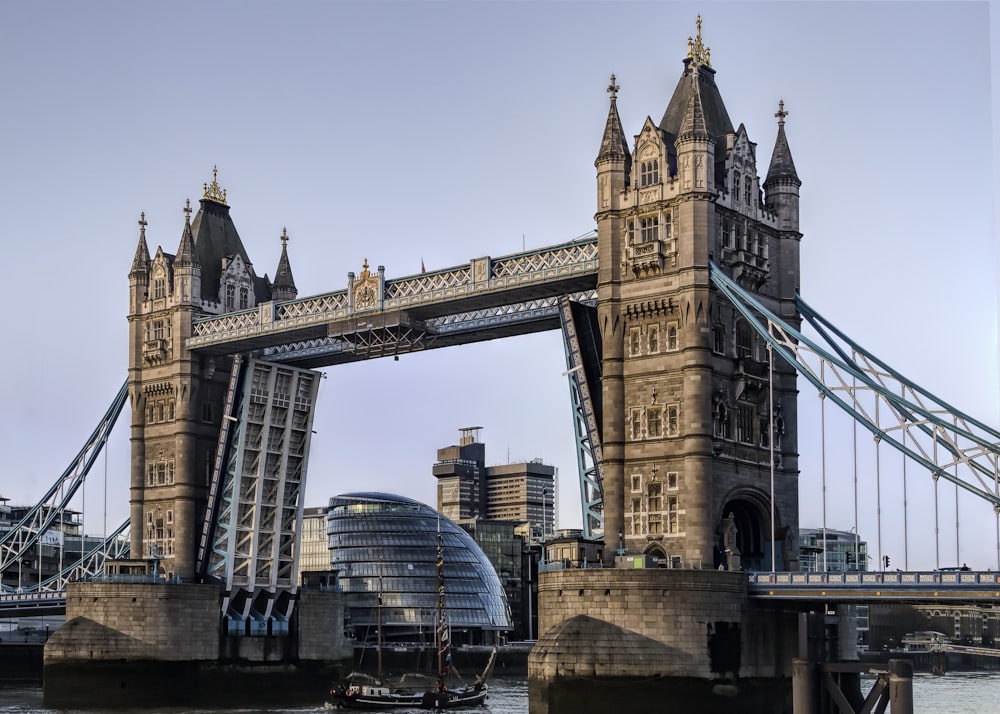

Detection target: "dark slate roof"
[189, 197, 271, 303]
[130, 220, 150, 276]
[659, 59, 734, 148]
[596, 77, 632, 176]
[271, 238, 297, 296]
[765, 122, 801, 187]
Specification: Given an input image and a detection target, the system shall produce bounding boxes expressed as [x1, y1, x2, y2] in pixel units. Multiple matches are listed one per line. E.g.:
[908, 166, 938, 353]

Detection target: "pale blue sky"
[1, 1, 997, 570]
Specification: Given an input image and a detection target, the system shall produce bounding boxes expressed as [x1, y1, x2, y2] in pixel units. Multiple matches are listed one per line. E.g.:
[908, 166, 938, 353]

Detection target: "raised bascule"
[22, 17, 1000, 714]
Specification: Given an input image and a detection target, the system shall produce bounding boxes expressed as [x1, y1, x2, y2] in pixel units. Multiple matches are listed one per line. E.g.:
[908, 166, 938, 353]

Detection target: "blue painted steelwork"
[0, 382, 128, 578]
[747, 570, 1000, 602]
[709, 262, 1000, 509]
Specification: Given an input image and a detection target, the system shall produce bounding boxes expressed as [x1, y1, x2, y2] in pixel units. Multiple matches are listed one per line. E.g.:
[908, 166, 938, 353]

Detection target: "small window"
[648, 325, 660, 353]
[630, 408, 643, 440]
[715, 402, 731, 439]
[713, 324, 727, 355]
[759, 416, 771, 448]
[647, 407, 662, 438]
[733, 173, 741, 200]
[736, 321, 752, 358]
[667, 497, 679, 534]
[667, 404, 679, 437]
[744, 175, 752, 205]
[666, 323, 679, 351]
[666, 472, 679, 490]
[737, 404, 755, 444]
[629, 329, 641, 357]
[631, 474, 642, 493]
[226, 283, 235, 310]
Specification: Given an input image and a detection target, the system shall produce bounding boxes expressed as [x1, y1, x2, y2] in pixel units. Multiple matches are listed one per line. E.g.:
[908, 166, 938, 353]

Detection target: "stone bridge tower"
[126, 170, 297, 581]
[595, 18, 802, 569]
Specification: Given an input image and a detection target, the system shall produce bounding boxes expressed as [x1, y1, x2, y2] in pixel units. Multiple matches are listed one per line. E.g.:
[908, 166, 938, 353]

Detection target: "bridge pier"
[42, 581, 352, 707]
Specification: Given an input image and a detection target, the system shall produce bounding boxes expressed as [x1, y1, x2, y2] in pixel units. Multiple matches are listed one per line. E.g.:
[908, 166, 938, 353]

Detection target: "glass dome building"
[328, 492, 511, 646]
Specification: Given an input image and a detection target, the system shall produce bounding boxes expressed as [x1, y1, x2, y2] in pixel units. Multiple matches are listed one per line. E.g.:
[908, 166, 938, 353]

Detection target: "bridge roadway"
[748, 570, 1000, 603]
[185, 237, 598, 367]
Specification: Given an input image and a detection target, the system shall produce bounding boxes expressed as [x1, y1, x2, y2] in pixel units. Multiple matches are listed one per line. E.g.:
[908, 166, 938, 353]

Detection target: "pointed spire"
[130, 212, 150, 275]
[596, 74, 632, 171]
[764, 100, 801, 187]
[175, 198, 198, 266]
[271, 227, 298, 301]
[677, 66, 710, 141]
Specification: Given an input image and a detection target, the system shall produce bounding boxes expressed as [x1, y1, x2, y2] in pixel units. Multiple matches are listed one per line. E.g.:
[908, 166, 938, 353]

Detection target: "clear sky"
[1, 1, 997, 571]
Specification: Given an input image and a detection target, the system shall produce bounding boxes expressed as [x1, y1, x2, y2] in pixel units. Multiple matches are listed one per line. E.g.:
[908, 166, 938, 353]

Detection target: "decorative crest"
[607, 74, 620, 102]
[775, 99, 789, 127]
[686, 15, 712, 67]
[202, 165, 228, 204]
[359, 258, 371, 279]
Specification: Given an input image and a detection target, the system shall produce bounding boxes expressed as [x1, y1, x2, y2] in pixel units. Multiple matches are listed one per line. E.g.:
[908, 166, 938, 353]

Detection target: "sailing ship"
[329, 520, 497, 710]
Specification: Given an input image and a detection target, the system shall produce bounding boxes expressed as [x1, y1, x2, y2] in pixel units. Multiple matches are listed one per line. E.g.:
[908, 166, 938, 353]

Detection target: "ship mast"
[436, 516, 450, 686]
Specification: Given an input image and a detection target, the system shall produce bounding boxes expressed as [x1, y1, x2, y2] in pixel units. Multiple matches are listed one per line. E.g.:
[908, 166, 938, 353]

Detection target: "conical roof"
[596, 74, 632, 175]
[764, 101, 800, 187]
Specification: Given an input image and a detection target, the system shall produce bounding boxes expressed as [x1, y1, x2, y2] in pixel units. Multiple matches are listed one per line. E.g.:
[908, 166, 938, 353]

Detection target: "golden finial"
[775, 99, 789, 127]
[202, 165, 228, 205]
[686, 15, 711, 68]
[360, 258, 371, 279]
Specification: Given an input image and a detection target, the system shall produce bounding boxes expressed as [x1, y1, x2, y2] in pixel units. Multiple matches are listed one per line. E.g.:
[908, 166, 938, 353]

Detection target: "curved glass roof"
[328, 492, 511, 642]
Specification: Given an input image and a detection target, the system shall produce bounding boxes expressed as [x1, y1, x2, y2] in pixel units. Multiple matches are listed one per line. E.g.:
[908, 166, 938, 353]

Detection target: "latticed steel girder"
[0, 382, 128, 577]
[187, 237, 599, 359]
[710, 262, 1000, 509]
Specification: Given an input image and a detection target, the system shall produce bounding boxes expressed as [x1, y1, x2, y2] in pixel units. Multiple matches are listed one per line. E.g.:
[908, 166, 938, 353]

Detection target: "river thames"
[2, 672, 1000, 712]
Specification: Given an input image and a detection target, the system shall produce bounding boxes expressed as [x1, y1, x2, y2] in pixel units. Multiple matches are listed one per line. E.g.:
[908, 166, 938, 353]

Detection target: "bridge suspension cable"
[0, 380, 128, 578]
[709, 263, 1000, 567]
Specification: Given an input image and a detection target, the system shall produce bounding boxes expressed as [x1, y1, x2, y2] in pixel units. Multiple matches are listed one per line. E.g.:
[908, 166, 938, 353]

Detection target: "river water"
[1, 672, 996, 712]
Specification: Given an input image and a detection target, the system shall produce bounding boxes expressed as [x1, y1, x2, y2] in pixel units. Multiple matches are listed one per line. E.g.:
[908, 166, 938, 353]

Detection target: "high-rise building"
[433, 427, 555, 541]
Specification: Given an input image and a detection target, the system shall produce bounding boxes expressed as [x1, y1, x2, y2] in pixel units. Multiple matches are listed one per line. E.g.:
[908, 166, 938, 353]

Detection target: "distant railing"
[747, 570, 1000, 587]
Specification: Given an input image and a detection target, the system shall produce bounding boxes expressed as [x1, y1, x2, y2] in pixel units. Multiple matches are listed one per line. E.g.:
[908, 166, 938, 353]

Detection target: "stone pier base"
[44, 582, 352, 707]
[528, 568, 796, 714]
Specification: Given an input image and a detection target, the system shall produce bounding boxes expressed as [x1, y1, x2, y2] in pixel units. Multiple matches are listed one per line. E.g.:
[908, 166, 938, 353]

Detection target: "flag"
[421, 258, 426, 273]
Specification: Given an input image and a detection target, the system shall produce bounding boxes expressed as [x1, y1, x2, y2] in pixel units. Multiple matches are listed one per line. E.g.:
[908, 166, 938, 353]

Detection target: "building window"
[631, 474, 642, 493]
[667, 404, 679, 437]
[721, 218, 732, 249]
[666, 323, 679, 351]
[666, 472, 679, 490]
[640, 160, 659, 187]
[647, 407, 662, 438]
[667, 497, 679, 534]
[640, 216, 658, 243]
[713, 324, 727, 355]
[629, 328, 641, 356]
[239, 286, 249, 310]
[226, 283, 235, 310]
[733, 173, 741, 200]
[647, 482, 662, 511]
[663, 212, 672, 240]
[627, 220, 635, 244]
[648, 325, 659, 353]
[759, 415, 771, 449]
[744, 175, 752, 205]
[153, 277, 165, 299]
[736, 321, 752, 358]
[630, 408, 643, 440]
[648, 514, 663, 534]
[736, 404, 755, 444]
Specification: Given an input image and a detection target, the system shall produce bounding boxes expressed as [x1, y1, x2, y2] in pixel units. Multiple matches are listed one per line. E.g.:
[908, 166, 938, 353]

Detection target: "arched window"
[736, 321, 752, 358]
[666, 324, 678, 351]
[629, 329, 641, 356]
[648, 325, 659, 353]
[713, 324, 727, 354]
[239, 286, 249, 310]
[640, 159, 659, 187]
[226, 283, 235, 310]
[640, 216, 659, 242]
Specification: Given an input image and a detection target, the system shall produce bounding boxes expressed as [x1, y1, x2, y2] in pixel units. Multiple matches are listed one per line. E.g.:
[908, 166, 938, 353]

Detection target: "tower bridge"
[4, 16, 996, 714]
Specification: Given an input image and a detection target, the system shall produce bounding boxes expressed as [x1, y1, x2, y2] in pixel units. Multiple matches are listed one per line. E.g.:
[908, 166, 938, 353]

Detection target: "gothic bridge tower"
[595, 18, 802, 569]
[127, 170, 298, 581]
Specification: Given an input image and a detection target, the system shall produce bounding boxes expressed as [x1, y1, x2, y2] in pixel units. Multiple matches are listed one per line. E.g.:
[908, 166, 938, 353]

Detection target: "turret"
[763, 100, 801, 233]
[595, 74, 631, 215]
[129, 212, 150, 314]
[173, 199, 201, 305]
[270, 227, 298, 302]
[674, 65, 714, 197]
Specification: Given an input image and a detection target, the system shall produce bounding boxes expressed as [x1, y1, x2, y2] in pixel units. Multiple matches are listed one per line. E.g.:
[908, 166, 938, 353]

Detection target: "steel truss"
[558, 297, 604, 539]
[0, 381, 128, 578]
[710, 262, 1000, 510]
[201, 358, 321, 625]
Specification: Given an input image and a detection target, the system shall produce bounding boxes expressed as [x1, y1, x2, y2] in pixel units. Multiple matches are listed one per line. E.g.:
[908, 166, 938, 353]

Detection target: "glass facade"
[328, 492, 512, 645]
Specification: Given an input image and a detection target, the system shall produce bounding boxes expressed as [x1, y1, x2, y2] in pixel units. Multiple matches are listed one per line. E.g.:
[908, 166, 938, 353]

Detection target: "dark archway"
[720, 496, 770, 571]
[643, 542, 668, 566]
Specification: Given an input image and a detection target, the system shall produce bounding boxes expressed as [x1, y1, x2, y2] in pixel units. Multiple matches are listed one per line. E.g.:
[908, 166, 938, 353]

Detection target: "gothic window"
[667, 404, 679, 437]
[239, 286, 249, 310]
[640, 160, 659, 187]
[648, 325, 660, 353]
[736, 321, 752, 358]
[744, 175, 752, 205]
[647, 407, 662, 438]
[630, 498, 642, 535]
[629, 408, 643, 440]
[667, 497, 679, 534]
[648, 514, 663, 535]
[721, 218, 732, 249]
[666, 472, 679, 490]
[666, 323, 679, 351]
[663, 212, 672, 240]
[715, 402, 731, 439]
[153, 277, 166, 299]
[737, 222, 747, 251]
[629, 328, 641, 356]
[733, 173, 741, 200]
[647, 482, 662, 514]
[226, 284, 235, 310]
[627, 220, 635, 244]
[640, 216, 658, 242]
[713, 324, 727, 355]
[152, 320, 164, 341]
[736, 404, 755, 444]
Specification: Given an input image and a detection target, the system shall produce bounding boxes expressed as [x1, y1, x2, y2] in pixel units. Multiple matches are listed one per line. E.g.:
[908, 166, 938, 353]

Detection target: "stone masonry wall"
[297, 588, 353, 662]
[45, 581, 220, 662]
